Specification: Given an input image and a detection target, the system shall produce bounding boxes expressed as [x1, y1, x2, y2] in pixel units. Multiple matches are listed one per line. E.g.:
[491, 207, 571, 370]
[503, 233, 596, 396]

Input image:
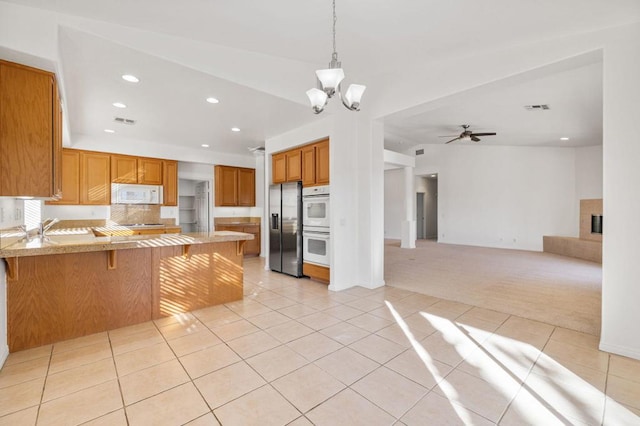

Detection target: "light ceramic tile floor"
[1, 257, 639, 425]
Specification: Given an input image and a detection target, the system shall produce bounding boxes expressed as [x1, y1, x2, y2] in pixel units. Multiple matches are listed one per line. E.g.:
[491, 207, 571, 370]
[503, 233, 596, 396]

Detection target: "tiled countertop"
[0, 231, 253, 258]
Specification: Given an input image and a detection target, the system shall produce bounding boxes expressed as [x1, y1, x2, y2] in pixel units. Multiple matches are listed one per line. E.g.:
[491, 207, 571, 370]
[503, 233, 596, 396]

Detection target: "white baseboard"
[0, 344, 8, 368]
[599, 341, 640, 361]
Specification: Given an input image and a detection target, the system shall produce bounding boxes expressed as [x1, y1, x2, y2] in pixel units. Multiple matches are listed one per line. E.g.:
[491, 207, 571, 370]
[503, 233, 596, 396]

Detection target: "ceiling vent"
[415, 149, 424, 155]
[114, 117, 136, 125]
[524, 104, 550, 110]
[248, 146, 265, 156]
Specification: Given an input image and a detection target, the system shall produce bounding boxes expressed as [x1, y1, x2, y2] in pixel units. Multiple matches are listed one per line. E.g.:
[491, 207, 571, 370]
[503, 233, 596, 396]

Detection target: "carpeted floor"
[384, 239, 602, 336]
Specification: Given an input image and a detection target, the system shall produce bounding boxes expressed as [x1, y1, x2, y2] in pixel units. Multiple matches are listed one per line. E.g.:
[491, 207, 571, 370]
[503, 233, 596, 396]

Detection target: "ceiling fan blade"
[470, 132, 496, 137]
[471, 136, 480, 142]
[445, 137, 460, 144]
[438, 135, 459, 138]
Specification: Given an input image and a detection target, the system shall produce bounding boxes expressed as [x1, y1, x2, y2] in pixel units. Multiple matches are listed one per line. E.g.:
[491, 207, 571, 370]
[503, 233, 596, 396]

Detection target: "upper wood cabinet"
[238, 168, 256, 206]
[286, 150, 302, 182]
[138, 158, 163, 185]
[272, 138, 329, 187]
[111, 155, 163, 185]
[272, 153, 286, 184]
[301, 145, 316, 186]
[46, 149, 80, 205]
[315, 139, 330, 185]
[0, 60, 62, 198]
[163, 160, 178, 206]
[111, 155, 137, 183]
[80, 151, 111, 205]
[215, 165, 255, 207]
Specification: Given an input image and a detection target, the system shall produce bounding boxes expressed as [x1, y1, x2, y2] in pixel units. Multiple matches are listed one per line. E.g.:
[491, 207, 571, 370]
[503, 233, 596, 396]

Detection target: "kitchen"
[0, 57, 335, 359]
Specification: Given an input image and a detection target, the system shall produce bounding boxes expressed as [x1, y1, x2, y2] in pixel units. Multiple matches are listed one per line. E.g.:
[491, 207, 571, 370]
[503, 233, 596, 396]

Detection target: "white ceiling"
[3, 0, 639, 156]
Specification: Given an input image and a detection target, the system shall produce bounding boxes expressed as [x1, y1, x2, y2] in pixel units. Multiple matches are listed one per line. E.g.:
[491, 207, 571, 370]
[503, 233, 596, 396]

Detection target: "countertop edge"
[0, 231, 254, 258]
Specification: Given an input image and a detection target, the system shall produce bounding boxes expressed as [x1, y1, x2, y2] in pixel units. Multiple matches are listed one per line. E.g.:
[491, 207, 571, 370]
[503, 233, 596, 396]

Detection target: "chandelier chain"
[332, 0, 338, 61]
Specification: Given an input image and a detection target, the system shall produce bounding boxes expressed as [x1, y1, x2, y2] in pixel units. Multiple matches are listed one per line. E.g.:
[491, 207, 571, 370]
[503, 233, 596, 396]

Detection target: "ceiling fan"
[440, 124, 496, 144]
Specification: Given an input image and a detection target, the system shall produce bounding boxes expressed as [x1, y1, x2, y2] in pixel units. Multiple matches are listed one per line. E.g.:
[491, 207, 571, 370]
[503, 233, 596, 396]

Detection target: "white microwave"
[111, 184, 163, 205]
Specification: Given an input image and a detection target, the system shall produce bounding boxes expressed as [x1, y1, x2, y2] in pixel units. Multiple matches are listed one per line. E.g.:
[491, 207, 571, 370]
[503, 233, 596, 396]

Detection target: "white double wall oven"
[302, 185, 330, 267]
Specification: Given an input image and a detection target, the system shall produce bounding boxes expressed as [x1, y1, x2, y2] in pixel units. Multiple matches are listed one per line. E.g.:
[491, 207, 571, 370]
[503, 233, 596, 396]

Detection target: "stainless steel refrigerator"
[269, 182, 303, 277]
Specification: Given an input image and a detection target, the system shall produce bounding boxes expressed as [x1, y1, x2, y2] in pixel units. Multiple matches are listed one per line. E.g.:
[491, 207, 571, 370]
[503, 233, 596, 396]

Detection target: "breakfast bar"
[0, 230, 253, 352]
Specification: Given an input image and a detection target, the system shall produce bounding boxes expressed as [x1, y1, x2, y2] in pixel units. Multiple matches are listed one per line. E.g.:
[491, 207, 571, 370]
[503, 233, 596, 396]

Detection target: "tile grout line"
[33, 345, 54, 425]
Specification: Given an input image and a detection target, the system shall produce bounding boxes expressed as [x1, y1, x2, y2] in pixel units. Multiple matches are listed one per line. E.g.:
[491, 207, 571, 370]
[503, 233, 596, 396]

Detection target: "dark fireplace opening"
[591, 215, 603, 234]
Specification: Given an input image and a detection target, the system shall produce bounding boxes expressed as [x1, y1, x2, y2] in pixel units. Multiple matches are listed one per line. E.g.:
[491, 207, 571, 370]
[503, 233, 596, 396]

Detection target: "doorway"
[179, 179, 211, 233]
[416, 174, 438, 240]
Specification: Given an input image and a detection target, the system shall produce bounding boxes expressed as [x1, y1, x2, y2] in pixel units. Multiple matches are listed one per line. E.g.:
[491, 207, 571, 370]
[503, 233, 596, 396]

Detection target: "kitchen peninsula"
[0, 230, 253, 352]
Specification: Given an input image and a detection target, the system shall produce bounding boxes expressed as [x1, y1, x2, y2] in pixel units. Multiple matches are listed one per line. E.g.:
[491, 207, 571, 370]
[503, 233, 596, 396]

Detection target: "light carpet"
[384, 239, 602, 336]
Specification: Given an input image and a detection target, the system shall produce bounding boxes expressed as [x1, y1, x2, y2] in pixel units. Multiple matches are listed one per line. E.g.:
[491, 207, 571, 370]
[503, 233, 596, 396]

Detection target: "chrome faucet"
[38, 218, 59, 239]
[17, 224, 30, 242]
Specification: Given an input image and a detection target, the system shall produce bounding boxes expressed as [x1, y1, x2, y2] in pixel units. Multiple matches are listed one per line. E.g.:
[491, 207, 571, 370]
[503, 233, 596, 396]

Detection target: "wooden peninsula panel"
[7, 248, 152, 352]
[6, 240, 244, 352]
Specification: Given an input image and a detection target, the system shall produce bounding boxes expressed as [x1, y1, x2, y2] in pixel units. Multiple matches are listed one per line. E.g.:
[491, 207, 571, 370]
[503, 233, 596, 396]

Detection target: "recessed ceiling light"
[431, 174, 436, 177]
[112, 102, 127, 108]
[201, 144, 210, 148]
[231, 127, 240, 132]
[122, 74, 139, 83]
[560, 137, 570, 141]
[206, 97, 219, 104]
[104, 129, 115, 133]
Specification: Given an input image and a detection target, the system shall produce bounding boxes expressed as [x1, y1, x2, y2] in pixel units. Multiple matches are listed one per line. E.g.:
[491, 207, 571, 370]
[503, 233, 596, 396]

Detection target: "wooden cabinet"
[215, 165, 255, 207]
[139, 158, 163, 185]
[271, 139, 329, 187]
[80, 151, 111, 205]
[111, 155, 138, 183]
[315, 139, 330, 185]
[216, 223, 260, 256]
[286, 150, 302, 181]
[303, 262, 330, 283]
[272, 153, 286, 184]
[163, 160, 178, 206]
[46, 149, 80, 205]
[302, 145, 316, 186]
[0, 60, 62, 198]
[238, 168, 256, 206]
[111, 155, 163, 185]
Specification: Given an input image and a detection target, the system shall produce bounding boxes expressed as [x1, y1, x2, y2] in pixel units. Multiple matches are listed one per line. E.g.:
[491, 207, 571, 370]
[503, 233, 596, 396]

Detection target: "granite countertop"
[0, 230, 253, 258]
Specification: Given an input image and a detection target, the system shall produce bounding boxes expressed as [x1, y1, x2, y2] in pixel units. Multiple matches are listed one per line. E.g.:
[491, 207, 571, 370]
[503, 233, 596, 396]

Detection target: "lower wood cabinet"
[303, 262, 330, 283]
[216, 223, 260, 256]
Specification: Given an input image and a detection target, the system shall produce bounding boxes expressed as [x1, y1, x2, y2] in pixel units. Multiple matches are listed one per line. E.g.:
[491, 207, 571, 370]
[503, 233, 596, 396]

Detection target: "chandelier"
[306, 0, 366, 114]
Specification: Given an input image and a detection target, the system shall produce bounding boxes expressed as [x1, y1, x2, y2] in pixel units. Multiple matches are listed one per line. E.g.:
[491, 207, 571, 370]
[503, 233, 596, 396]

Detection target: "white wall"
[600, 26, 640, 360]
[575, 145, 603, 200]
[391, 144, 579, 251]
[384, 169, 404, 238]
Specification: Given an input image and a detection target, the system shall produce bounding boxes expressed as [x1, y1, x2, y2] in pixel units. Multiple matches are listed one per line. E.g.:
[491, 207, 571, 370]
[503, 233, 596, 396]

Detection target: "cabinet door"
[315, 139, 330, 185]
[272, 152, 286, 184]
[46, 149, 80, 205]
[214, 165, 238, 206]
[52, 79, 63, 199]
[163, 160, 178, 206]
[238, 168, 256, 206]
[80, 152, 111, 205]
[111, 155, 138, 183]
[286, 149, 302, 182]
[301, 145, 316, 186]
[0, 62, 54, 197]
[243, 225, 260, 256]
[139, 158, 163, 185]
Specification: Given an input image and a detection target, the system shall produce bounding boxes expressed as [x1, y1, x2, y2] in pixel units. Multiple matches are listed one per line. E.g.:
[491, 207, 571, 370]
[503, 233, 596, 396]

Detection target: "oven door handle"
[303, 231, 330, 237]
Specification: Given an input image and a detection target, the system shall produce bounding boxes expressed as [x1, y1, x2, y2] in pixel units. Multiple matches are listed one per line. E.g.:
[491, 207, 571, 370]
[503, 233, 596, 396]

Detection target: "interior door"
[416, 192, 425, 239]
[195, 181, 210, 232]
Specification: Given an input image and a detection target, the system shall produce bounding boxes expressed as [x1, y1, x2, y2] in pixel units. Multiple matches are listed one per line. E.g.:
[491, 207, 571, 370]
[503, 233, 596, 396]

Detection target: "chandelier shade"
[306, 0, 366, 114]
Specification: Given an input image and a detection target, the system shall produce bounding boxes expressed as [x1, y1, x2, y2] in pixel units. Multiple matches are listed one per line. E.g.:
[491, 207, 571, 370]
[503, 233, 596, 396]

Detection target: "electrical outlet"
[14, 207, 22, 221]
[0, 207, 4, 223]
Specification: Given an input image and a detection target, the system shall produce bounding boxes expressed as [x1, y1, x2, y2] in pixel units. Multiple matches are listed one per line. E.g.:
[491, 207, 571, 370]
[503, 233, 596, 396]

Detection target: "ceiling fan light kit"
[306, 0, 366, 114]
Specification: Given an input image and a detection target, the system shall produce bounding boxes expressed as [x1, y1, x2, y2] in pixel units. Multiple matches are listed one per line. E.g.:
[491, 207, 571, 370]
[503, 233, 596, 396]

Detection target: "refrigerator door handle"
[271, 213, 279, 230]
